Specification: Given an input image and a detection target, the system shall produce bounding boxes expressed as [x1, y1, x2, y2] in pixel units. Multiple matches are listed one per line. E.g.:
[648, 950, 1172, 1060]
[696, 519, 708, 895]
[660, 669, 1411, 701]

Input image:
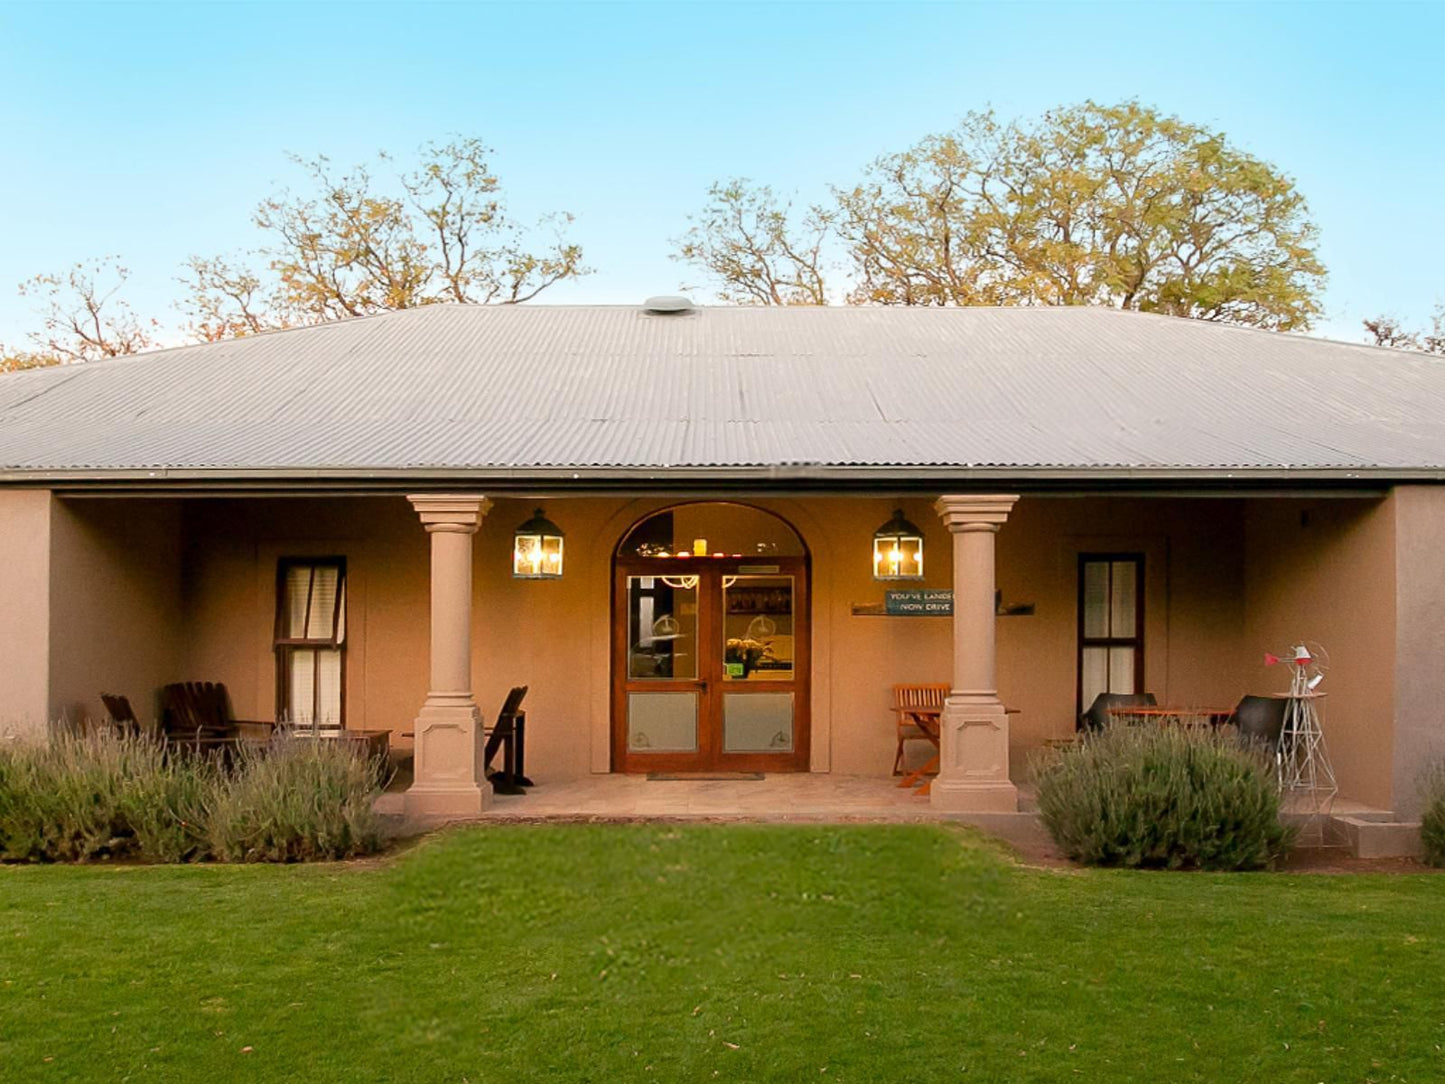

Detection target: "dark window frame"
[274, 557, 347, 727]
[1076, 553, 1145, 716]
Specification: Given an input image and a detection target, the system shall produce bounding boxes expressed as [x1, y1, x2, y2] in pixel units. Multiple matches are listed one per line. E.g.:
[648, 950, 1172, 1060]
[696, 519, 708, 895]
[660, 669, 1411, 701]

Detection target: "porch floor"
[376, 771, 1030, 823]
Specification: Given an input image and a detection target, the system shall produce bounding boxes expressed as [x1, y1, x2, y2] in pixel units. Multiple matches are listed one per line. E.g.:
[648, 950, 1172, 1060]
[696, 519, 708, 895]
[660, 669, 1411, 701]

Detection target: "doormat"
[647, 772, 765, 781]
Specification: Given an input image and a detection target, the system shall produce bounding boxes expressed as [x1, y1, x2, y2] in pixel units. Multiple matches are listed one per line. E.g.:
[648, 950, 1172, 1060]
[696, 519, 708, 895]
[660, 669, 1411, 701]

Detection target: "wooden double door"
[612, 557, 810, 773]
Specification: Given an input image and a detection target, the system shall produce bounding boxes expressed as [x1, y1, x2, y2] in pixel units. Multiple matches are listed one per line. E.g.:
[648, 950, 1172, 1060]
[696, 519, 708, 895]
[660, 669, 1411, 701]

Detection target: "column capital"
[933, 494, 1019, 533]
[407, 494, 493, 534]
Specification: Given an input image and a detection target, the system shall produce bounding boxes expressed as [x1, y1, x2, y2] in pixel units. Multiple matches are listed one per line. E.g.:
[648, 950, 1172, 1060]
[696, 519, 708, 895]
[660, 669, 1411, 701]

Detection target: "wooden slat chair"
[890, 683, 950, 776]
[160, 682, 274, 750]
[484, 685, 530, 794]
[99, 693, 142, 736]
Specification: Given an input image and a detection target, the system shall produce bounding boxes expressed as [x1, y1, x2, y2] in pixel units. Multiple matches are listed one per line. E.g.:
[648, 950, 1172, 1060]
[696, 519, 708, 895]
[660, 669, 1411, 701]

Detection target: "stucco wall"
[71, 489, 1404, 800]
[994, 497, 1250, 775]
[183, 498, 429, 738]
[1391, 486, 1445, 818]
[1242, 496, 1397, 810]
[0, 490, 52, 737]
[47, 499, 185, 727]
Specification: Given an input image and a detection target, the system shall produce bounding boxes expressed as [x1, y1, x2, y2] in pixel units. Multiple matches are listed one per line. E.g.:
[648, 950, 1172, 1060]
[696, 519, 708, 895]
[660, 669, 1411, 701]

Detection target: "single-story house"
[2, 300, 1442, 822]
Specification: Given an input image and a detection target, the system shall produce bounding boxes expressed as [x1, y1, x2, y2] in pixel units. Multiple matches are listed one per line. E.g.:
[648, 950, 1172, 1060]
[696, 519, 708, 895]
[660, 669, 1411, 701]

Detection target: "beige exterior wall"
[12, 487, 1431, 811]
[171, 493, 1259, 784]
[1242, 496, 1397, 810]
[995, 497, 1249, 775]
[1391, 486, 1445, 818]
[0, 490, 53, 737]
[183, 498, 430, 737]
[47, 499, 186, 727]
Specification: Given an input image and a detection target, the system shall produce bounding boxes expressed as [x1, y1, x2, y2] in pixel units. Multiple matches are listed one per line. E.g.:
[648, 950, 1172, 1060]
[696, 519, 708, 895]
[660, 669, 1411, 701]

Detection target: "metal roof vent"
[642, 295, 695, 315]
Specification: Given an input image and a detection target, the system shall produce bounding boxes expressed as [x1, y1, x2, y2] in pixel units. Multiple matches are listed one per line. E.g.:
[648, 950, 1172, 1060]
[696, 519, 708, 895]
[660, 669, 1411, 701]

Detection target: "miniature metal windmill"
[1269, 643, 1338, 842]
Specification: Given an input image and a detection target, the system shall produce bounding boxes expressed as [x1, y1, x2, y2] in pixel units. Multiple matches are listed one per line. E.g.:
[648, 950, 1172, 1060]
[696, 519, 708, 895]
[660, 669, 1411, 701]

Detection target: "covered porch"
[3, 483, 1441, 822]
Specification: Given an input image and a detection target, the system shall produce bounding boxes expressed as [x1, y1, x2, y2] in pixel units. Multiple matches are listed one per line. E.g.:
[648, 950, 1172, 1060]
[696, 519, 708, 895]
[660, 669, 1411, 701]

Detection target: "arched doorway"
[611, 503, 811, 773]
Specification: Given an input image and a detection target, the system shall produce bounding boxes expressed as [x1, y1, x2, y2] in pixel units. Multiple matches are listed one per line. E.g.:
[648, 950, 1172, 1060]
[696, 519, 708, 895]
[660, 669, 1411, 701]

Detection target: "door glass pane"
[723, 693, 794, 752]
[722, 575, 794, 682]
[628, 576, 698, 680]
[1108, 646, 1135, 693]
[1082, 561, 1109, 638]
[1109, 560, 1136, 637]
[1080, 647, 1108, 710]
[627, 692, 698, 752]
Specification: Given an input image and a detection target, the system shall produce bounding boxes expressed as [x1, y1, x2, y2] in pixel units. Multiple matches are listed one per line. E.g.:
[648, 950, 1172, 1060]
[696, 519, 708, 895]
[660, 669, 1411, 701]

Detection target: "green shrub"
[0, 731, 385, 864]
[1, 733, 128, 862]
[1419, 762, 1445, 868]
[206, 738, 385, 863]
[1033, 725, 1293, 871]
[116, 752, 214, 863]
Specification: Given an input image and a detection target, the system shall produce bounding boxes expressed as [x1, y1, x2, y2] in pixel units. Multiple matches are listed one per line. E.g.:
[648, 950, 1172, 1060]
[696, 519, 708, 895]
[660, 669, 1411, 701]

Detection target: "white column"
[405, 495, 492, 818]
[932, 494, 1019, 812]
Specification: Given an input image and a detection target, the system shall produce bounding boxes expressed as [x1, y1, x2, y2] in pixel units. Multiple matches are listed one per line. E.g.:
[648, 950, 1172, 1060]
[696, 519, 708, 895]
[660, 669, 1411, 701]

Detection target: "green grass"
[1, 825, 1442, 1082]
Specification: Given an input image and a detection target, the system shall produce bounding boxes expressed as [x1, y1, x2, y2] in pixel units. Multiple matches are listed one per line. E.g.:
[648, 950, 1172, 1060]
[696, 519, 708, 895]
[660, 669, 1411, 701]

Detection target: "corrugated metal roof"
[2, 303, 1444, 482]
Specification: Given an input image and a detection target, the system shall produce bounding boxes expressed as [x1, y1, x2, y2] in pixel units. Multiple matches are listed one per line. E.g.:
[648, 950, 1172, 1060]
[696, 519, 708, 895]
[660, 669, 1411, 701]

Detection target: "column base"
[404, 695, 490, 818]
[929, 778, 1019, 813]
[929, 695, 1018, 813]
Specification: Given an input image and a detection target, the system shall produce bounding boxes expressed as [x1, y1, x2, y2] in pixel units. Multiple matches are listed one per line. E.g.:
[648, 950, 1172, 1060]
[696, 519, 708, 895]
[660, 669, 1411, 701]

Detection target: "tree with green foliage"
[677, 101, 1326, 331]
[183, 137, 586, 338]
[2, 137, 588, 369]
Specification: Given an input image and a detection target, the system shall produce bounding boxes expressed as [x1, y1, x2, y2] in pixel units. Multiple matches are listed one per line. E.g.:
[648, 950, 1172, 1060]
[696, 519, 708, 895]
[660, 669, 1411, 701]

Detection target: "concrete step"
[1328, 814, 1423, 859]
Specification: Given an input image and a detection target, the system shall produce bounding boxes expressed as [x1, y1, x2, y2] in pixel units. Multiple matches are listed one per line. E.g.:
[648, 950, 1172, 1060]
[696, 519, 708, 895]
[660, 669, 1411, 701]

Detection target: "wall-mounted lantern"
[513, 508, 565, 579]
[872, 509, 924, 581]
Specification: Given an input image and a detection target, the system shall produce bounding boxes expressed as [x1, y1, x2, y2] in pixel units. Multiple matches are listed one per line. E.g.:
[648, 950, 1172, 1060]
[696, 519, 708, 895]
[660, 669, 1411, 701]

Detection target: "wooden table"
[287, 727, 391, 759]
[1106, 706, 1234, 728]
[896, 706, 943, 795]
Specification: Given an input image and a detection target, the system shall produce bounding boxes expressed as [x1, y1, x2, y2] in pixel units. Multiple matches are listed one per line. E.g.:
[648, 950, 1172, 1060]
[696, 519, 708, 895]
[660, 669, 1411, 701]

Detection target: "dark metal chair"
[1231, 695, 1287, 752]
[484, 685, 532, 794]
[1078, 691, 1158, 732]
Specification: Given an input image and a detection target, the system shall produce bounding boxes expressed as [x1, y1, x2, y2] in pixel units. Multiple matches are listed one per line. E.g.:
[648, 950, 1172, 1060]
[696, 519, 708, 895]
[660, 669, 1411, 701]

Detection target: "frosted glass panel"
[1080, 647, 1108, 709]
[723, 693, 794, 752]
[627, 692, 698, 752]
[1082, 561, 1109, 638]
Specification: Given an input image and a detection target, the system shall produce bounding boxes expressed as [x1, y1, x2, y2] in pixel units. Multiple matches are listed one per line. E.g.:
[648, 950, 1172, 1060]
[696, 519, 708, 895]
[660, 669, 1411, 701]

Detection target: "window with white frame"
[274, 558, 346, 728]
[1077, 554, 1143, 714]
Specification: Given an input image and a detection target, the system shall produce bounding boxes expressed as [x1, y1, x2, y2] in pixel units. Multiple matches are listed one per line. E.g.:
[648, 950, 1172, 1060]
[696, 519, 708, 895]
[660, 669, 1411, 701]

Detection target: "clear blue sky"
[2, 0, 1442, 346]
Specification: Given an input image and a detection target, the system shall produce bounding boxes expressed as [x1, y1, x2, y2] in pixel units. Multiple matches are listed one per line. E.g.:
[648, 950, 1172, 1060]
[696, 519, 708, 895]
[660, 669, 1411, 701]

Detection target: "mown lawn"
[1, 824, 1442, 1082]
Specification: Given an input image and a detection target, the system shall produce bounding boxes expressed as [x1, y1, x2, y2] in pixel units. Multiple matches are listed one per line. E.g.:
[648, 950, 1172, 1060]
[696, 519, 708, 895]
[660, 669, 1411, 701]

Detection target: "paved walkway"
[487, 773, 955, 820]
[376, 772, 1053, 849]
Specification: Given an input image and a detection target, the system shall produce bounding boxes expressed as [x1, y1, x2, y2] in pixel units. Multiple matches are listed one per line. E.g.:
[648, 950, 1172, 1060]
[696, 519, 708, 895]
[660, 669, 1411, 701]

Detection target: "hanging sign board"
[885, 589, 953, 616]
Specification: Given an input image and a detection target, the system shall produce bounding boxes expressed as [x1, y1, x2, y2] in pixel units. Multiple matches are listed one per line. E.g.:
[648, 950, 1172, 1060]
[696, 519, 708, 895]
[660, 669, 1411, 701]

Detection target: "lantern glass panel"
[872, 532, 923, 580]
[514, 530, 565, 578]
